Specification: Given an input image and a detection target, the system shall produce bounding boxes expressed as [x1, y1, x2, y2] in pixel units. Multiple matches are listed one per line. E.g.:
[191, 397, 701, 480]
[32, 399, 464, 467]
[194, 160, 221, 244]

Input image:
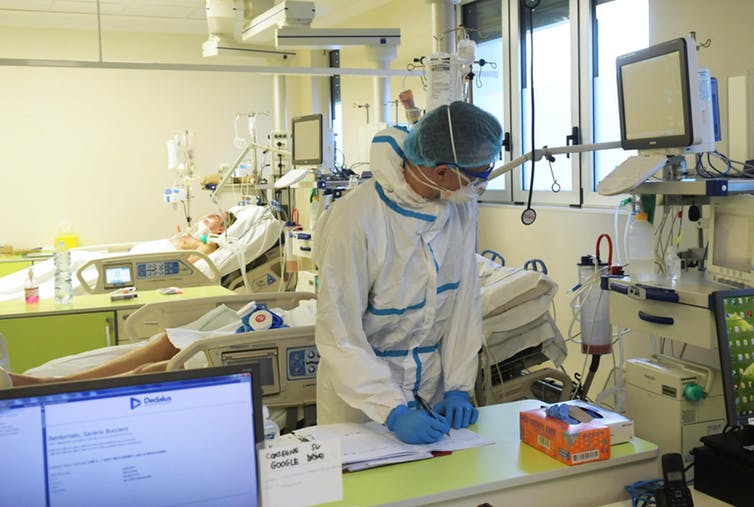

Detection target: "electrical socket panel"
[268, 130, 289, 150]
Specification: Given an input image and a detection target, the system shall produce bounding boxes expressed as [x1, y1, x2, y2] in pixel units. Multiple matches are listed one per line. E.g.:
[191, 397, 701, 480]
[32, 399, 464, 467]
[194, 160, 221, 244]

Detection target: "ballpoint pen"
[414, 393, 450, 436]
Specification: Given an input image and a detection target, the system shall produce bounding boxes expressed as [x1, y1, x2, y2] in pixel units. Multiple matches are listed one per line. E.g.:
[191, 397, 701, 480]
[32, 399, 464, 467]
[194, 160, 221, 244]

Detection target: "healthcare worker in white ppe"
[313, 101, 503, 444]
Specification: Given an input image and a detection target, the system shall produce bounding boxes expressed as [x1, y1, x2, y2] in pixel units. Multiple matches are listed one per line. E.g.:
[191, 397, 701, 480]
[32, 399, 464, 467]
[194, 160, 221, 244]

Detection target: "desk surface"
[601, 488, 733, 506]
[317, 399, 658, 507]
[0, 285, 234, 318]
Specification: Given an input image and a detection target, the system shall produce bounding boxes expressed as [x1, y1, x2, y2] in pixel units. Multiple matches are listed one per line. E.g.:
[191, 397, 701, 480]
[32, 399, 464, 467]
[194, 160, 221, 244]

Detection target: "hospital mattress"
[475, 255, 570, 405]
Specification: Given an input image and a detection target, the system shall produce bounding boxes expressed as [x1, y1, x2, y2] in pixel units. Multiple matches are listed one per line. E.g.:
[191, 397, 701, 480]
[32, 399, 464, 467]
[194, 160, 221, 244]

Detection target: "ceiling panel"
[0, 1, 387, 32]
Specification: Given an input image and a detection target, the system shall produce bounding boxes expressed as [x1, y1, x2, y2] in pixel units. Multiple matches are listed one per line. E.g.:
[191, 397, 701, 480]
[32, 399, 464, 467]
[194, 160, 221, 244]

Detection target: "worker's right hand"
[385, 405, 450, 444]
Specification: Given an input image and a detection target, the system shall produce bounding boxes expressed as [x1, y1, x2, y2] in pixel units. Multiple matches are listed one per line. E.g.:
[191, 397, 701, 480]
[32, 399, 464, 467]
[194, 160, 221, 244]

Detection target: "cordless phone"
[656, 453, 694, 507]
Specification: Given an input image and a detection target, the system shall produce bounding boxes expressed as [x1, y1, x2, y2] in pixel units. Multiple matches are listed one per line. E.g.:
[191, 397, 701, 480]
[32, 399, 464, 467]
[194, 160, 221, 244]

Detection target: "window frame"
[458, 0, 514, 202]
[458, 0, 647, 208]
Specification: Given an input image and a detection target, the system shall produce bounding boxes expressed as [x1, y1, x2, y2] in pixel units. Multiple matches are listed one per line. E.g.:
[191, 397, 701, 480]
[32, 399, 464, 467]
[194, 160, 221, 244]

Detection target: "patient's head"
[202, 211, 237, 235]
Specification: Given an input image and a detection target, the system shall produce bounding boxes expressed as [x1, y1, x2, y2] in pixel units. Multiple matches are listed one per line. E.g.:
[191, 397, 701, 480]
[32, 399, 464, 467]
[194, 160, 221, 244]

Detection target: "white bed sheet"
[0, 205, 283, 302]
[476, 254, 566, 367]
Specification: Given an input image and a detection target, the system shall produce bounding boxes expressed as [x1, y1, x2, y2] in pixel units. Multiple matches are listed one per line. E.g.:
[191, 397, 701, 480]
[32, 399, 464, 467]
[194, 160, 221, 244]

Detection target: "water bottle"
[54, 240, 73, 304]
[665, 247, 682, 287]
[627, 212, 655, 282]
[262, 405, 280, 447]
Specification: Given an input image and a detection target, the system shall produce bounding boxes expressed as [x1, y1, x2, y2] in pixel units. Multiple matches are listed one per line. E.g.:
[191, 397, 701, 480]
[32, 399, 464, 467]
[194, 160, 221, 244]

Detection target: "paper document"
[291, 421, 494, 472]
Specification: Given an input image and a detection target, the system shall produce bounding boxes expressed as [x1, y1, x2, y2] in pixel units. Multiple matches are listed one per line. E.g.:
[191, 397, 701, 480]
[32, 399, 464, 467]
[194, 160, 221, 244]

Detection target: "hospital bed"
[474, 255, 573, 406]
[24, 291, 318, 433]
[12, 256, 571, 430]
[0, 204, 287, 301]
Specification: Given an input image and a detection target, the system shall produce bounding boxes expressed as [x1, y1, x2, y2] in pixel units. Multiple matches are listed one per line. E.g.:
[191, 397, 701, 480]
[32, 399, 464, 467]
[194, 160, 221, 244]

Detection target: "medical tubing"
[579, 355, 601, 399]
[622, 210, 631, 271]
[595, 327, 627, 411]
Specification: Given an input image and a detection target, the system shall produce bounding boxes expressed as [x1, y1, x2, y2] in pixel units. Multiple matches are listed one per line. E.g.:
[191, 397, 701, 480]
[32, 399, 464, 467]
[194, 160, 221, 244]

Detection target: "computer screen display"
[616, 37, 700, 152]
[0, 365, 263, 507]
[291, 114, 324, 167]
[712, 288, 754, 429]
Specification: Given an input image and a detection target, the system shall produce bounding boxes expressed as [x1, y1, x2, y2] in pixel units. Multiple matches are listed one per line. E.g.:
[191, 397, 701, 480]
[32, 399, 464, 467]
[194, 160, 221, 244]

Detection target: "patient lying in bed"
[129, 210, 237, 262]
[0, 205, 282, 302]
[4, 298, 317, 388]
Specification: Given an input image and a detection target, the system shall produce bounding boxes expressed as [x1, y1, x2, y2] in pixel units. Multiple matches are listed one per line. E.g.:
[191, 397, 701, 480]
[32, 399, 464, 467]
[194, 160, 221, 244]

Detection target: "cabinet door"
[1, 311, 114, 373]
[0, 260, 31, 277]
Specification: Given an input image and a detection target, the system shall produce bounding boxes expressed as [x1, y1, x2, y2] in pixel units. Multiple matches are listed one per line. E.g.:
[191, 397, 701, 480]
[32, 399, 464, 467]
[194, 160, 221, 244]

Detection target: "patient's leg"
[9, 333, 179, 386]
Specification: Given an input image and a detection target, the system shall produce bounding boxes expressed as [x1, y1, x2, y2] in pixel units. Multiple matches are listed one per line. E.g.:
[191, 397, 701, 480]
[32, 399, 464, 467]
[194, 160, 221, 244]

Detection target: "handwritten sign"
[259, 439, 342, 507]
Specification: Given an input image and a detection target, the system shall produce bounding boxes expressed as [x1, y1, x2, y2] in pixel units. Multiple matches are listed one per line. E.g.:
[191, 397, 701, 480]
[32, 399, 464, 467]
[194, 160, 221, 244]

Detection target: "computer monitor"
[707, 195, 754, 287]
[291, 113, 324, 168]
[712, 288, 754, 432]
[616, 36, 714, 155]
[0, 365, 263, 507]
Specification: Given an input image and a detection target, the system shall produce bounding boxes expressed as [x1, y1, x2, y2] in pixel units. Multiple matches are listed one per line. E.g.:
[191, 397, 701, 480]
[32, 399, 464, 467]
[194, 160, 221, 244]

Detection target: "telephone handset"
[656, 453, 694, 507]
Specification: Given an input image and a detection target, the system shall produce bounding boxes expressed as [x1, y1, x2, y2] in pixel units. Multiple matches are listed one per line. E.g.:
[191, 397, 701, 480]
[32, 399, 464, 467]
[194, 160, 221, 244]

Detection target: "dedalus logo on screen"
[130, 394, 172, 410]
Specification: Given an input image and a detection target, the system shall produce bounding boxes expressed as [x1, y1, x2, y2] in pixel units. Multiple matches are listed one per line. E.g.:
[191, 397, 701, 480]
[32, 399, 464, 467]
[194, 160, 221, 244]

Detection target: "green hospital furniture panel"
[1, 311, 113, 373]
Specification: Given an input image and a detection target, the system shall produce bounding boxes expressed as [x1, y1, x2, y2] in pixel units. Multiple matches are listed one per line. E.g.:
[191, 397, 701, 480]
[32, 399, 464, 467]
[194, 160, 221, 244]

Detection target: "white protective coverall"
[313, 126, 483, 425]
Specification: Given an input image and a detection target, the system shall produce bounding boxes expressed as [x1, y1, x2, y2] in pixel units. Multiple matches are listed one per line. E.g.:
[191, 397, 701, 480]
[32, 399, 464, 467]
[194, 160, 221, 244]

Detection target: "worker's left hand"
[434, 391, 478, 429]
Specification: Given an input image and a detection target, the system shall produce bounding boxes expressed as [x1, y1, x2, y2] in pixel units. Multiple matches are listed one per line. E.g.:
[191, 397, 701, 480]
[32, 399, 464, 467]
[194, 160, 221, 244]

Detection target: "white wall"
[0, 25, 282, 248]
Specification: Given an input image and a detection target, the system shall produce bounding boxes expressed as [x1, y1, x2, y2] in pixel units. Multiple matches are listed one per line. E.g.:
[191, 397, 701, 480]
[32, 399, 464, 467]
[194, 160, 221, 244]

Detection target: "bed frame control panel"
[287, 345, 320, 379]
[76, 251, 221, 294]
[167, 325, 317, 410]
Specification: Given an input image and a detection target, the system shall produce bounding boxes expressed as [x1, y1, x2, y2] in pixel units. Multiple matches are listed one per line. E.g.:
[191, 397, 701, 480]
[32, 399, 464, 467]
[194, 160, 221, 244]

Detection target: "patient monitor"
[76, 251, 221, 294]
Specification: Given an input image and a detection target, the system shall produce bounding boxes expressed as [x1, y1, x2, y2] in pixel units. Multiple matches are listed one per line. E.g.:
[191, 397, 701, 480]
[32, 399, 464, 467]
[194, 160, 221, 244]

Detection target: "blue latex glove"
[385, 405, 450, 444]
[434, 391, 478, 429]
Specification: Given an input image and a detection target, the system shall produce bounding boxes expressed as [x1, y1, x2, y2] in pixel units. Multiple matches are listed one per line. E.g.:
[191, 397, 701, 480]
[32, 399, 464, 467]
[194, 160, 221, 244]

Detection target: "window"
[591, 0, 648, 191]
[459, 0, 649, 205]
[518, 0, 574, 200]
[461, 0, 506, 192]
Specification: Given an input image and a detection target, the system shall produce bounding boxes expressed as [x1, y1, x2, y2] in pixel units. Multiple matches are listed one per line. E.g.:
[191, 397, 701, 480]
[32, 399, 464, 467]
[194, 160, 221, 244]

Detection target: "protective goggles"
[435, 161, 495, 183]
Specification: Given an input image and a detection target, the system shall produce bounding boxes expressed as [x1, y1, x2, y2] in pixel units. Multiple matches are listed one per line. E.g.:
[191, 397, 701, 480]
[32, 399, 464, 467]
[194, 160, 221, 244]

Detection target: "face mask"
[406, 162, 487, 203]
[195, 222, 210, 237]
[443, 183, 480, 203]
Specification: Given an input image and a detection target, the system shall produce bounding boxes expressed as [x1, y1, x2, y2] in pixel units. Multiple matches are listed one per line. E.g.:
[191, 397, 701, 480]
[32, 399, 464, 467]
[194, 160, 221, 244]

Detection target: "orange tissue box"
[519, 407, 611, 466]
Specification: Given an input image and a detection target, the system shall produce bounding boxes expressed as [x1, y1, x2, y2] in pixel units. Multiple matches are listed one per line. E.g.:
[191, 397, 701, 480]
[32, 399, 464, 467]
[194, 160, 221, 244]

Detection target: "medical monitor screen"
[712, 211, 753, 273]
[0, 365, 264, 506]
[104, 264, 133, 289]
[707, 196, 754, 287]
[617, 37, 695, 150]
[713, 289, 754, 429]
[292, 114, 324, 167]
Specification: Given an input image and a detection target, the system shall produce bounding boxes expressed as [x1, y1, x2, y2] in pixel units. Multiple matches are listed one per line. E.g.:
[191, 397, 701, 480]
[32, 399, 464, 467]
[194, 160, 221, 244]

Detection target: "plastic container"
[262, 405, 280, 446]
[577, 255, 611, 355]
[627, 212, 655, 282]
[24, 268, 40, 305]
[665, 247, 682, 287]
[54, 241, 73, 305]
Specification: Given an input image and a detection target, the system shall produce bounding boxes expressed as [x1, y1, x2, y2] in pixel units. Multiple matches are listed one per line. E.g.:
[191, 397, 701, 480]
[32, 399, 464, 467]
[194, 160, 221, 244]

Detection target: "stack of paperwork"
[288, 421, 494, 472]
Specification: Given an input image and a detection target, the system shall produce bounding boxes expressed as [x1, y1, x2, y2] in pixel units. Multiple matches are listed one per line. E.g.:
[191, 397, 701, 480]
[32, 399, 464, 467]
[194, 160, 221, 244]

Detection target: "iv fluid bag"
[426, 53, 462, 111]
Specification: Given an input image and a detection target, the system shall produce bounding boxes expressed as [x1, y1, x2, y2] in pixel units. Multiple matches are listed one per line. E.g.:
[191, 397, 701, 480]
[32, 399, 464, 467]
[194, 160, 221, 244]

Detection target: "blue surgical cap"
[403, 101, 503, 168]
